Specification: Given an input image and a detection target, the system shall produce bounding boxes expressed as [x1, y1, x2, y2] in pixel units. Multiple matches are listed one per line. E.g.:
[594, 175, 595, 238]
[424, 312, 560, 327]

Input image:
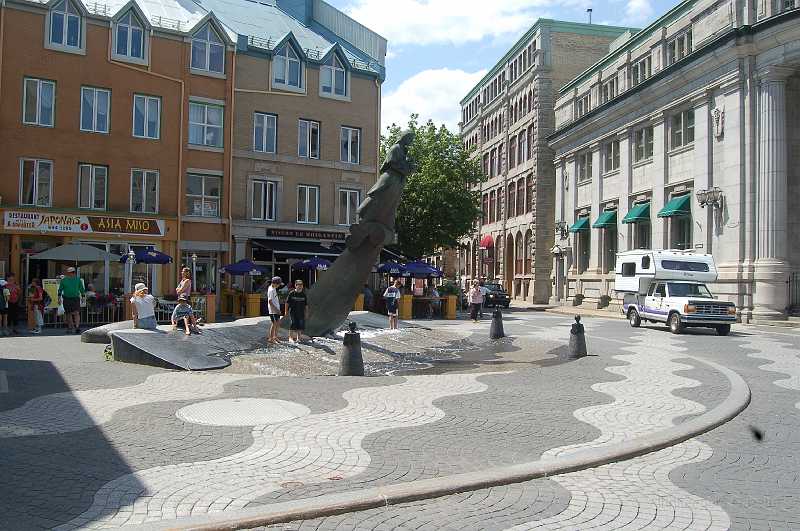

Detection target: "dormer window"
[49, 0, 82, 49]
[321, 54, 347, 97]
[273, 44, 303, 90]
[115, 11, 145, 61]
[191, 23, 225, 74]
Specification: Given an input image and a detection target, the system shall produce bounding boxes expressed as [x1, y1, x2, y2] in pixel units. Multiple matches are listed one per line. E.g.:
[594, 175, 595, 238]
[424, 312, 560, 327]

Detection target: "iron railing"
[790, 272, 800, 313]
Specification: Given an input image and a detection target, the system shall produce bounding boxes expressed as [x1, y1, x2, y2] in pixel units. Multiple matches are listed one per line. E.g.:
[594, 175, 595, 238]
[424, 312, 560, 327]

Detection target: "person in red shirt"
[27, 278, 44, 334]
[5, 273, 22, 335]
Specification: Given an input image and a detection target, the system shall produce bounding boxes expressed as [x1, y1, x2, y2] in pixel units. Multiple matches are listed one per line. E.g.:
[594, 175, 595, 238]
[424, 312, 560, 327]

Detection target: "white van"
[614, 250, 736, 335]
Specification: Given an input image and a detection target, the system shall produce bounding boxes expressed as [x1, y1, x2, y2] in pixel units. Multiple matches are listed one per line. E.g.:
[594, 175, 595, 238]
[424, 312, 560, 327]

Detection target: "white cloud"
[622, 0, 653, 25]
[381, 68, 488, 133]
[345, 0, 550, 46]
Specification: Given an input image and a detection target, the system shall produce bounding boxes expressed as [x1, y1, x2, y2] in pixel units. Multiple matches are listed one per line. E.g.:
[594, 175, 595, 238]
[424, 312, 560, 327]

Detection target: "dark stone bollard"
[490, 307, 505, 339]
[568, 315, 587, 359]
[339, 322, 365, 376]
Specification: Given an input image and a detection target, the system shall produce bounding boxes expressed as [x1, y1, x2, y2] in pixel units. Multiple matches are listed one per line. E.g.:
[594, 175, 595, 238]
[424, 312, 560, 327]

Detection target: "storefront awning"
[569, 217, 590, 232]
[622, 202, 650, 224]
[592, 210, 617, 228]
[657, 195, 691, 218]
[480, 234, 494, 249]
[252, 239, 343, 258]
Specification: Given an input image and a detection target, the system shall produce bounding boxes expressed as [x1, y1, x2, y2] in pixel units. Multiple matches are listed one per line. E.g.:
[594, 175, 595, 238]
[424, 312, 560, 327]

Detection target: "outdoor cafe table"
[412, 296, 447, 319]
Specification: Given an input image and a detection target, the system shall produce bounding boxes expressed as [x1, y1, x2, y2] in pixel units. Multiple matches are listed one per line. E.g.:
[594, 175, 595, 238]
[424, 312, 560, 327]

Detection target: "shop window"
[321, 54, 347, 97]
[130, 169, 159, 214]
[189, 102, 224, 148]
[298, 119, 320, 159]
[252, 179, 277, 221]
[254, 112, 277, 153]
[78, 164, 108, 210]
[273, 44, 303, 89]
[19, 158, 52, 207]
[191, 23, 225, 74]
[133, 95, 160, 139]
[670, 109, 695, 149]
[48, 0, 82, 50]
[634, 126, 653, 162]
[23, 78, 55, 127]
[297, 184, 319, 224]
[340, 126, 360, 164]
[602, 139, 620, 173]
[338, 188, 360, 226]
[187, 174, 221, 217]
[80, 87, 110, 133]
[114, 11, 145, 61]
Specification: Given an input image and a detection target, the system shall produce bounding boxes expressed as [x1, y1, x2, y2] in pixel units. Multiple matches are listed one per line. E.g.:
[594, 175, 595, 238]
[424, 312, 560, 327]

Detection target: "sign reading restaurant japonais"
[3, 211, 165, 236]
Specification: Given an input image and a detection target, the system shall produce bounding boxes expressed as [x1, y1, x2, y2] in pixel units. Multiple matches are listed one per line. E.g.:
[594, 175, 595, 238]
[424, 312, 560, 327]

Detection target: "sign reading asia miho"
[3, 211, 165, 236]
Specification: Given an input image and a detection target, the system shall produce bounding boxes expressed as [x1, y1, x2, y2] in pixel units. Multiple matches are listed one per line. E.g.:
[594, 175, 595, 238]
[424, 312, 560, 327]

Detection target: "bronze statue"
[291, 130, 415, 336]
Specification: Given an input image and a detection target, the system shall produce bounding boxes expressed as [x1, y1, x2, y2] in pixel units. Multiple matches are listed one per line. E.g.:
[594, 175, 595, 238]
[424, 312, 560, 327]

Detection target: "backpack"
[7, 284, 19, 304]
[0, 289, 6, 311]
[42, 290, 52, 308]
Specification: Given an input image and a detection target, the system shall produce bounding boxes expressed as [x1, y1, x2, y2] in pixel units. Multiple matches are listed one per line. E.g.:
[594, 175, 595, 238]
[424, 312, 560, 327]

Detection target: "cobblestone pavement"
[1, 314, 796, 530]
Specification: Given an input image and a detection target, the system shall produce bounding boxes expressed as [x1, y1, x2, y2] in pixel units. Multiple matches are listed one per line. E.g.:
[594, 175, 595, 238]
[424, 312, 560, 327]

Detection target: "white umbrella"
[31, 243, 122, 262]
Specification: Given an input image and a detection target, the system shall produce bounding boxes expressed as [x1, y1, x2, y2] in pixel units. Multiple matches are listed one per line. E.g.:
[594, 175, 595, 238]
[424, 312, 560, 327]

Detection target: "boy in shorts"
[285, 280, 308, 343]
[267, 276, 282, 343]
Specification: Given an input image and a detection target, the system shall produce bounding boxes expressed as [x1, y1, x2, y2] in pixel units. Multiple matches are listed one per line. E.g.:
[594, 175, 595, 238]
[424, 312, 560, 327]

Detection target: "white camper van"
[614, 250, 736, 335]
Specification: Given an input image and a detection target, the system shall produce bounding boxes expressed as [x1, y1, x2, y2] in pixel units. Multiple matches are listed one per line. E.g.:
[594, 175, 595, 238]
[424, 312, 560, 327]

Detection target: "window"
[575, 93, 590, 118]
[670, 109, 695, 149]
[621, 262, 636, 277]
[482, 193, 488, 221]
[115, 11, 145, 60]
[634, 126, 654, 162]
[489, 190, 497, 223]
[297, 184, 319, 224]
[80, 87, 110, 133]
[577, 224, 590, 274]
[78, 164, 108, 210]
[652, 283, 667, 297]
[507, 182, 516, 218]
[19, 159, 52, 206]
[516, 179, 525, 215]
[631, 55, 652, 87]
[635, 220, 651, 249]
[577, 151, 592, 182]
[321, 54, 347, 97]
[340, 126, 360, 164]
[187, 174, 221, 217]
[253, 112, 277, 153]
[661, 260, 709, 272]
[130, 169, 158, 213]
[603, 225, 617, 273]
[49, 0, 81, 49]
[667, 30, 692, 65]
[189, 102, 223, 148]
[133, 95, 160, 139]
[509, 136, 516, 169]
[671, 213, 693, 250]
[274, 44, 302, 89]
[338, 188, 360, 225]
[518, 132, 527, 164]
[252, 179, 277, 221]
[298, 119, 320, 159]
[642, 256, 651, 269]
[191, 23, 224, 74]
[601, 76, 618, 103]
[602, 139, 620, 173]
[23, 78, 55, 127]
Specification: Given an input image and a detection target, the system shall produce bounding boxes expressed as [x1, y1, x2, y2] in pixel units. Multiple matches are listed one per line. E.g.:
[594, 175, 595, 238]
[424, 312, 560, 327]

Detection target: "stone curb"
[140, 355, 750, 531]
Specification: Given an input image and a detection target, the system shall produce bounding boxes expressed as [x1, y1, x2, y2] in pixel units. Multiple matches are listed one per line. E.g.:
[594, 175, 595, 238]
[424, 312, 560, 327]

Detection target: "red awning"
[480, 234, 494, 249]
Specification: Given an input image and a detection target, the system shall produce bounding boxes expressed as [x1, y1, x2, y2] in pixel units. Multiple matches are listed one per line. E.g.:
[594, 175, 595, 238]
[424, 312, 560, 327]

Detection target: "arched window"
[191, 23, 225, 74]
[516, 178, 525, 215]
[489, 190, 497, 223]
[518, 130, 526, 164]
[524, 229, 533, 274]
[321, 54, 346, 96]
[527, 128, 534, 160]
[515, 233, 524, 275]
[274, 44, 303, 88]
[507, 182, 516, 218]
[49, 0, 82, 48]
[115, 11, 145, 60]
[482, 193, 489, 221]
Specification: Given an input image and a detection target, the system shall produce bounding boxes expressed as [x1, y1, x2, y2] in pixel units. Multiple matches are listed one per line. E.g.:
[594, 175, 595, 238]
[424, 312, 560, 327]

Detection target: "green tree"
[381, 115, 484, 259]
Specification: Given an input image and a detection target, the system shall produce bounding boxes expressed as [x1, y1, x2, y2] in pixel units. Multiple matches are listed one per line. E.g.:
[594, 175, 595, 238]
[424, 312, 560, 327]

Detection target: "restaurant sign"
[264, 228, 346, 241]
[4, 211, 165, 236]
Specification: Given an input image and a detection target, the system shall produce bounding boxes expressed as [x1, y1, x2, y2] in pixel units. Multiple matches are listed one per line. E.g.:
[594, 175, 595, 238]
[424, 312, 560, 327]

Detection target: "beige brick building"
[457, 20, 635, 303]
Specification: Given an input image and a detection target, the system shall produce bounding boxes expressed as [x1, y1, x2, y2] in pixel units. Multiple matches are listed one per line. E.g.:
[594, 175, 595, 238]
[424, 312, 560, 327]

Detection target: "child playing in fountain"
[171, 293, 201, 335]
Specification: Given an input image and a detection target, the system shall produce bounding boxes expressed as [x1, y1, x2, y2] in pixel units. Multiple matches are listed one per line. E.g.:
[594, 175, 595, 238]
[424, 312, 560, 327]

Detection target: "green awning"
[657, 194, 691, 218]
[622, 202, 650, 224]
[569, 216, 590, 232]
[592, 210, 617, 228]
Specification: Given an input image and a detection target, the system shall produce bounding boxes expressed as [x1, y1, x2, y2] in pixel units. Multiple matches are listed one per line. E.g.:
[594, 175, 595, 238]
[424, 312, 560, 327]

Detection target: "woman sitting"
[130, 283, 158, 330]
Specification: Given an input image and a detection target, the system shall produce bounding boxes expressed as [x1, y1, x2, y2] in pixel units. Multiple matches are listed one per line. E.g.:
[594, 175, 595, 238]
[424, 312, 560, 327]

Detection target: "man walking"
[267, 276, 282, 344]
[383, 279, 402, 330]
[58, 267, 85, 334]
[285, 279, 308, 343]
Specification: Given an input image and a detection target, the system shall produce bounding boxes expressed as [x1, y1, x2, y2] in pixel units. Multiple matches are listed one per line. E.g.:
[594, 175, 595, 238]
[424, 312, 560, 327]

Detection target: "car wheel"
[628, 308, 641, 328]
[716, 324, 731, 336]
[669, 312, 683, 334]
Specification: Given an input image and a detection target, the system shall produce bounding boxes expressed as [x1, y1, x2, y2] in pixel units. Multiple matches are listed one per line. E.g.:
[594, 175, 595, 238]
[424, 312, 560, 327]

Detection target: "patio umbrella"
[117, 248, 173, 264]
[31, 243, 122, 263]
[377, 261, 408, 277]
[221, 260, 266, 276]
[292, 257, 332, 271]
[403, 261, 443, 278]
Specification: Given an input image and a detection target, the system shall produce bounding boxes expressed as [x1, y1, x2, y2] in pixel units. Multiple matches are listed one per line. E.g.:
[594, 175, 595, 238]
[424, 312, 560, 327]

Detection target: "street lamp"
[696, 187, 723, 209]
[191, 253, 198, 292]
[125, 248, 136, 294]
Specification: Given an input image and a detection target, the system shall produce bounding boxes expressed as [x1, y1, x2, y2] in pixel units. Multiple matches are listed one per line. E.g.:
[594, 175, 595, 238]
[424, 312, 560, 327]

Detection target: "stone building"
[549, 0, 800, 321]
[457, 19, 635, 303]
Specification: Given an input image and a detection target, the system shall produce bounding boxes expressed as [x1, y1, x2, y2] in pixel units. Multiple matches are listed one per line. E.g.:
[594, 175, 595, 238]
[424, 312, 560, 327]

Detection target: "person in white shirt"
[267, 276, 282, 344]
[383, 279, 403, 330]
[130, 283, 157, 330]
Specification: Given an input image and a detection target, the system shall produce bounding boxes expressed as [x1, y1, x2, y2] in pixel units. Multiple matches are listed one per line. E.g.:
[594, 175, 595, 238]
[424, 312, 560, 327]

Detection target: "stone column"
[651, 114, 667, 249]
[753, 67, 791, 320]
[589, 145, 603, 273]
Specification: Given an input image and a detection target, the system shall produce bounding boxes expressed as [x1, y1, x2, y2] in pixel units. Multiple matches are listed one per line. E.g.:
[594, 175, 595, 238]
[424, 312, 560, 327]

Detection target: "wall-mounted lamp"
[696, 187, 724, 209]
[554, 221, 568, 241]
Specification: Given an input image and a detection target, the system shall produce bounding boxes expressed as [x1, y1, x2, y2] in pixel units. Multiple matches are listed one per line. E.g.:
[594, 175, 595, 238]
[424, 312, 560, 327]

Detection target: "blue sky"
[327, 0, 679, 133]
